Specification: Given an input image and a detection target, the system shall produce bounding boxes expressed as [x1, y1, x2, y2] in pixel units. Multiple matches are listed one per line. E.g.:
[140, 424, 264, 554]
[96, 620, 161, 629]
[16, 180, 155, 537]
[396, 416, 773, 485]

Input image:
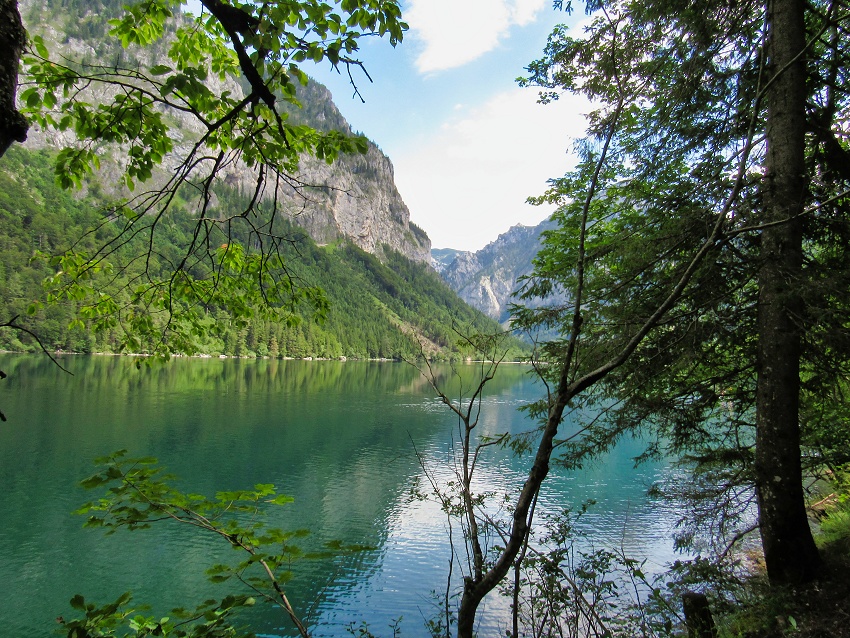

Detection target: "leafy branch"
[16, 0, 407, 359]
[74, 450, 346, 637]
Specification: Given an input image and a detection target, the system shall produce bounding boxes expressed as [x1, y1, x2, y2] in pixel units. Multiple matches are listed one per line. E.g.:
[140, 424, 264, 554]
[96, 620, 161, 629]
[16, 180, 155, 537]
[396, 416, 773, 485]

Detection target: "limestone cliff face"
[295, 148, 431, 263]
[437, 218, 560, 323]
[266, 81, 430, 263]
[18, 0, 431, 264]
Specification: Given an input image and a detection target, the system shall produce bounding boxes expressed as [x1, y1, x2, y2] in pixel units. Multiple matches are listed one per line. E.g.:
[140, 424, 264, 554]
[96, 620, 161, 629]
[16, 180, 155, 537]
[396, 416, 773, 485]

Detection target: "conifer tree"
[510, 0, 849, 594]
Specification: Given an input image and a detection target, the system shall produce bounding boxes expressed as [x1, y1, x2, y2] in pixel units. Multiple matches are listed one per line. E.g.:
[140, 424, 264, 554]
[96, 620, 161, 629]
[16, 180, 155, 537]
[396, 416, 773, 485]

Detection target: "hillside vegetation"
[0, 147, 519, 360]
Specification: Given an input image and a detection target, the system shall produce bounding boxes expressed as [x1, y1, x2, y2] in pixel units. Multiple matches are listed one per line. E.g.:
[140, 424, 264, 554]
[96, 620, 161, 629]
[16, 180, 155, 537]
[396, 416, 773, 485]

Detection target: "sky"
[304, 1, 591, 251]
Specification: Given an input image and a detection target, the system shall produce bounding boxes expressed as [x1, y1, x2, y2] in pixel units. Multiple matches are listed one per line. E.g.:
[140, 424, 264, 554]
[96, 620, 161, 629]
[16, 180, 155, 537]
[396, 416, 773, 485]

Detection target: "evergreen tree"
[513, 0, 849, 590]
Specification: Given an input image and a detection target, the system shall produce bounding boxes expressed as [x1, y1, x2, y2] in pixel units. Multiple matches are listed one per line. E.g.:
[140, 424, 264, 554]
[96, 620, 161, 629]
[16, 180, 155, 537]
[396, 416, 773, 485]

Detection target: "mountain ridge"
[436, 217, 558, 323]
[0, 145, 520, 359]
[1, 0, 530, 360]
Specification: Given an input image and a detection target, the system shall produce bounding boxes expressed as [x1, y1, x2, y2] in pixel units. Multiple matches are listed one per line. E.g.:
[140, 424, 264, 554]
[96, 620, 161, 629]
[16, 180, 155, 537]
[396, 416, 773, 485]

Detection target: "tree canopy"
[2, 0, 407, 358]
[514, 0, 849, 586]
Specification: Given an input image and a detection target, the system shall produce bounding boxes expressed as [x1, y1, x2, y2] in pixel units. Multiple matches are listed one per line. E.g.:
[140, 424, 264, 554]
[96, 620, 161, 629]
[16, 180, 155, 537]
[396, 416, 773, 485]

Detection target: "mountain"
[0, 146, 522, 359]
[17, 0, 430, 264]
[233, 80, 432, 264]
[431, 248, 464, 273]
[2, 0, 526, 360]
[436, 218, 559, 323]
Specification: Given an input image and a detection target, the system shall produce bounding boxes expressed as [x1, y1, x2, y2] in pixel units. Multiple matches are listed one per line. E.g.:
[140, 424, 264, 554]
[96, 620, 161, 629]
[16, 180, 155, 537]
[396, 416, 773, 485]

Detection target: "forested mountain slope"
[0, 147, 515, 359]
[0, 0, 521, 360]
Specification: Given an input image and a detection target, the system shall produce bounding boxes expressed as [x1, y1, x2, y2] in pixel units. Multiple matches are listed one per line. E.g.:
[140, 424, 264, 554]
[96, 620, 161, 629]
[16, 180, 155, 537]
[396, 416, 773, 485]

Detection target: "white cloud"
[510, 0, 548, 25]
[393, 87, 591, 251]
[406, 0, 547, 73]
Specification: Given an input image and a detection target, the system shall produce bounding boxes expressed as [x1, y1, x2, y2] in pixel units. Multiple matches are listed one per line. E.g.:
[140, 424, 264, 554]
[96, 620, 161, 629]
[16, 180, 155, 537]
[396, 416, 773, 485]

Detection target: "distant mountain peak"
[434, 217, 559, 323]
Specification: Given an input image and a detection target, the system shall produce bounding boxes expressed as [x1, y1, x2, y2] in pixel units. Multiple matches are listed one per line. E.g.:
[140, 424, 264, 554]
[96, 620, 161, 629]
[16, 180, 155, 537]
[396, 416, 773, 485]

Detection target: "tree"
[0, 0, 28, 155]
[2, 0, 407, 358]
[414, 312, 725, 636]
[754, 0, 821, 583]
[418, 0, 848, 631]
[68, 450, 348, 638]
[515, 0, 848, 587]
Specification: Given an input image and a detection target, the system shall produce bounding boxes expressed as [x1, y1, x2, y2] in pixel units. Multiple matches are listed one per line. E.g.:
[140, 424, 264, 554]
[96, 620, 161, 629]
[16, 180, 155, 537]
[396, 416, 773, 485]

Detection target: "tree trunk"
[0, 0, 28, 157]
[682, 592, 717, 638]
[456, 398, 558, 638]
[755, 0, 820, 584]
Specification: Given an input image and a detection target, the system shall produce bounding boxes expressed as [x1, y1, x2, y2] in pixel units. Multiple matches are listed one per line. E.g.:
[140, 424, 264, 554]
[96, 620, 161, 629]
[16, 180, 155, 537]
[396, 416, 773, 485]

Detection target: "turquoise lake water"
[0, 354, 684, 636]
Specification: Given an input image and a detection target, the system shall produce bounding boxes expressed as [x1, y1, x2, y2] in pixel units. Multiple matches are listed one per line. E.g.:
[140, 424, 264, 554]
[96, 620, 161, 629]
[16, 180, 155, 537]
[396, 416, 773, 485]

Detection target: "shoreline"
[0, 349, 532, 365]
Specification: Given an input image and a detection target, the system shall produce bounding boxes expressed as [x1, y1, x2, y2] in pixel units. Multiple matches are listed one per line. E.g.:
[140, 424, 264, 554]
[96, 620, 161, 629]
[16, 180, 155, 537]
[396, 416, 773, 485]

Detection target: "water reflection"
[0, 355, 683, 638]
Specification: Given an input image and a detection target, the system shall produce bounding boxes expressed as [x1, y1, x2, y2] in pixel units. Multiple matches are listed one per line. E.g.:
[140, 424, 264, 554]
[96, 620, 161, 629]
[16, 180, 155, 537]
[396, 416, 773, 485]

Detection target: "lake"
[0, 354, 684, 637]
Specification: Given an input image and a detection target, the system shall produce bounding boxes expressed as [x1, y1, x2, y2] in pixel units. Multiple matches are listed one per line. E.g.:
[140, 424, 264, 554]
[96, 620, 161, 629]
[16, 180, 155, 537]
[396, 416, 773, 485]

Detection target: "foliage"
[13, 0, 408, 357]
[60, 591, 257, 638]
[730, 472, 850, 637]
[406, 0, 848, 633]
[513, 0, 850, 562]
[345, 617, 402, 638]
[818, 465, 850, 547]
[710, 503, 850, 638]
[415, 0, 762, 621]
[501, 505, 682, 638]
[68, 450, 375, 637]
[0, 146, 519, 361]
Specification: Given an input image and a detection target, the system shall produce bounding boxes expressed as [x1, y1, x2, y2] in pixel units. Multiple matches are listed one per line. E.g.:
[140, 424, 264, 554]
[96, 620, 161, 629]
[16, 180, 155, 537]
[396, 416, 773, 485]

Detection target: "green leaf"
[32, 35, 49, 58]
[80, 474, 107, 489]
[69, 594, 86, 610]
[268, 494, 295, 506]
[25, 89, 41, 108]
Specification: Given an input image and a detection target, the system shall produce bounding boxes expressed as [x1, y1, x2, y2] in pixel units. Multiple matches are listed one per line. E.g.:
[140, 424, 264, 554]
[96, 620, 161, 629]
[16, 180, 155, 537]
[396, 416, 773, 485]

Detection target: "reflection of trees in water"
[0, 353, 684, 637]
[13, 354, 535, 405]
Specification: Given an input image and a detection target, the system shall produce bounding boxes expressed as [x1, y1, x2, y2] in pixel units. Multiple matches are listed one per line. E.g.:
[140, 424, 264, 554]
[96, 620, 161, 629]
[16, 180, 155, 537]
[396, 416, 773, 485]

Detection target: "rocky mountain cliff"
[17, 0, 430, 264]
[437, 218, 559, 323]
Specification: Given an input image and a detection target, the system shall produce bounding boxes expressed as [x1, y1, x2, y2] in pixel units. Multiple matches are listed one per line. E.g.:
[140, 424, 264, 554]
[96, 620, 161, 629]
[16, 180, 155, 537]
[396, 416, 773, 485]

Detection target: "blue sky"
[308, 1, 591, 251]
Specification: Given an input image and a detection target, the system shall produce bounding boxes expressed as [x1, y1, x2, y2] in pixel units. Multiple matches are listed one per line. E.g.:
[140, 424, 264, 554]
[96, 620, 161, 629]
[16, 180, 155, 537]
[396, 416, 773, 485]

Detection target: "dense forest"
[0, 146, 519, 360]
